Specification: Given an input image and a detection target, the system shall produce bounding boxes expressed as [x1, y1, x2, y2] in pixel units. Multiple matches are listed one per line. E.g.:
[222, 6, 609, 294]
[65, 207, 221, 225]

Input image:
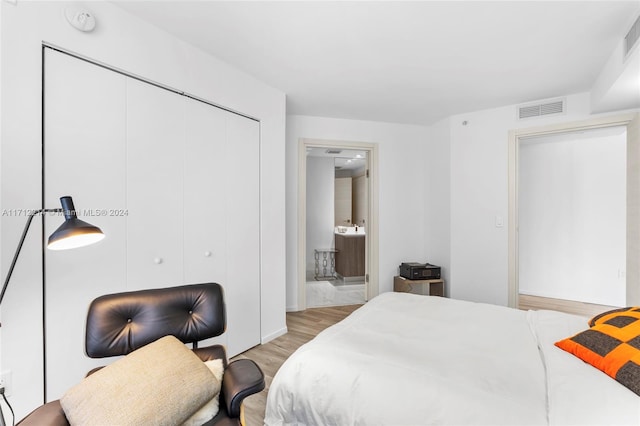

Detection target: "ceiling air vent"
[326, 149, 342, 154]
[625, 15, 640, 57]
[517, 98, 565, 120]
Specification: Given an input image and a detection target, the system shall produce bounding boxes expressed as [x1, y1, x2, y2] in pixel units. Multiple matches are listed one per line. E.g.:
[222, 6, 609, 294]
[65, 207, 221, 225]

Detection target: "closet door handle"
[204, 251, 212, 257]
[153, 257, 163, 264]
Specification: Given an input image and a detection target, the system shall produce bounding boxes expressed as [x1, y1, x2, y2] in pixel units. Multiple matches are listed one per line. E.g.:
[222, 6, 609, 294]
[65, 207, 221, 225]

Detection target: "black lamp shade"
[47, 196, 105, 250]
[47, 218, 105, 250]
[0, 195, 106, 307]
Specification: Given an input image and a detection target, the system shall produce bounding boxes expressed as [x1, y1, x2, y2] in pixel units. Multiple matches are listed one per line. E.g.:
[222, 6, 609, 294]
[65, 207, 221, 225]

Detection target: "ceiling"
[114, 1, 640, 126]
[306, 147, 367, 171]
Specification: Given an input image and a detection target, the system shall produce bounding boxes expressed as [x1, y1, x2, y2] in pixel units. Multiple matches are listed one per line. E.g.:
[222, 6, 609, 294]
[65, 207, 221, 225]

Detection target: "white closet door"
[44, 51, 260, 379]
[183, 98, 229, 350]
[183, 98, 227, 285]
[44, 50, 127, 400]
[126, 79, 184, 289]
[225, 114, 261, 356]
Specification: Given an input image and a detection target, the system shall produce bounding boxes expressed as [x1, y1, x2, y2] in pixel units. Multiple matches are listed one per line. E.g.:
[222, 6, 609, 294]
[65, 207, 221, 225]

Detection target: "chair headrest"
[85, 283, 226, 358]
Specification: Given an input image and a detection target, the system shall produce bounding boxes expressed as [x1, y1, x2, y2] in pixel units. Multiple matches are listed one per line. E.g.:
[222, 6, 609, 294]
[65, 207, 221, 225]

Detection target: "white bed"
[265, 292, 640, 425]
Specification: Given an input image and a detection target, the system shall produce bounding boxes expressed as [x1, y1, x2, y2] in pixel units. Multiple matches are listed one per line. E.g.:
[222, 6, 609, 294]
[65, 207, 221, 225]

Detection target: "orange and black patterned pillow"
[555, 307, 640, 396]
[588, 307, 640, 327]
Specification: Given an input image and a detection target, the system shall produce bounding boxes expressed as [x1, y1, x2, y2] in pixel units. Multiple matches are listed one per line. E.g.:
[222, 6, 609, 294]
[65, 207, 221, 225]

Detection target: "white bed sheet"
[265, 292, 640, 426]
[530, 309, 640, 425]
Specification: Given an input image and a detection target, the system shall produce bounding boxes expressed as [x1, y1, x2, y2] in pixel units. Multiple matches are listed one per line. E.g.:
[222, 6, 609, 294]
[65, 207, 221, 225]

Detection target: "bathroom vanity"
[335, 232, 365, 278]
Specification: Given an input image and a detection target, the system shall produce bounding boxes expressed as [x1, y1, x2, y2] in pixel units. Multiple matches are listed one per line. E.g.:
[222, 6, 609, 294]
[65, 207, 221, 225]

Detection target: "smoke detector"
[64, 8, 96, 33]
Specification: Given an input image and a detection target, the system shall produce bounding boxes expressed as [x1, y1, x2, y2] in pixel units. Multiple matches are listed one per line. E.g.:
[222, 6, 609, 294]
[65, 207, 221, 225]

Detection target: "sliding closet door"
[44, 50, 261, 396]
[183, 98, 227, 284]
[184, 101, 261, 356]
[126, 79, 184, 288]
[226, 114, 261, 356]
[44, 49, 127, 400]
[183, 98, 229, 349]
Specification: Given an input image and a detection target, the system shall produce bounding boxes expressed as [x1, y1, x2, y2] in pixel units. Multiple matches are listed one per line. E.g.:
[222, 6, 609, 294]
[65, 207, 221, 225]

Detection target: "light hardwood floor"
[518, 294, 618, 317]
[231, 304, 363, 426]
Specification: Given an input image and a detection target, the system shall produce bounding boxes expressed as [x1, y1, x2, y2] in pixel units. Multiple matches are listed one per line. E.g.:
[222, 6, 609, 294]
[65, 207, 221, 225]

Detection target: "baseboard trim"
[261, 327, 287, 344]
[286, 305, 299, 312]
[519, 290, 621, 309]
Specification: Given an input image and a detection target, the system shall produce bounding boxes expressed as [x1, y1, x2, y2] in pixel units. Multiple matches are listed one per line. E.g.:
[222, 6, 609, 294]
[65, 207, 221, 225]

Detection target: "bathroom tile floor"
[306, 277, 366, 308]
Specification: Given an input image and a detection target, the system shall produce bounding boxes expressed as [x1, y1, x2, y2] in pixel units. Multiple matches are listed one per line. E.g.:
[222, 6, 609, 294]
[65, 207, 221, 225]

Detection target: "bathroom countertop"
[335, 231, 365, 237]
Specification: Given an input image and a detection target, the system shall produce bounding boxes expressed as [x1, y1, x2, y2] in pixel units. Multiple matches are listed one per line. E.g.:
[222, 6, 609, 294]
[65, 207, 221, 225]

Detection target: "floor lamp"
[0, 196, 105, 424]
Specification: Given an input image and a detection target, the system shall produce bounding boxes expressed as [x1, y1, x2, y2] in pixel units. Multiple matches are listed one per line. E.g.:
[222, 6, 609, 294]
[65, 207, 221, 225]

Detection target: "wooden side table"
[393, 275, 445, 297]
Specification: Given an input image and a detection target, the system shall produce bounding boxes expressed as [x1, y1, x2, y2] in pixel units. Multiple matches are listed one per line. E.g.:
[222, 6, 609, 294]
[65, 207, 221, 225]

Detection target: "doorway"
[306, 148, 367, 307]
[508, 113, 640, 309]
[297, 139, 379, 311]
[518, 126, 626, 311]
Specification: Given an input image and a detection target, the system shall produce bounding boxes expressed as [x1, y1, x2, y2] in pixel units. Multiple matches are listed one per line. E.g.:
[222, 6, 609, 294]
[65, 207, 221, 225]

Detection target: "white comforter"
[265, 292, 640, 425]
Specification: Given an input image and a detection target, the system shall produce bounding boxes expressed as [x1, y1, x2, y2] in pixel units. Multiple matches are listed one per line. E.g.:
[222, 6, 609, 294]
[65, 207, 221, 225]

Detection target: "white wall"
[518, 127, 626, 306]
[446, 91, 637, 305]
[0, 1, 286, 418]
[425, 117, 452, 293]
[0, 3, 6, 420]
[286, 115, 430, 311]
[306, 157, 335, 274]
[591, 25, 640, 114]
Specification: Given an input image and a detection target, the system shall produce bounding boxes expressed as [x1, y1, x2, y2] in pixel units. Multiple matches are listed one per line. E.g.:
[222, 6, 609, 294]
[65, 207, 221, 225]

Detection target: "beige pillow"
[182, 359, 225, 425]
[60, 335, 218, 426]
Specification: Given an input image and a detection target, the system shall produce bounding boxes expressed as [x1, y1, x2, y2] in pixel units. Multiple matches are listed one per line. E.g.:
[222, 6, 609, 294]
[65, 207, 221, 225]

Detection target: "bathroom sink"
[335, 226, 365, 235]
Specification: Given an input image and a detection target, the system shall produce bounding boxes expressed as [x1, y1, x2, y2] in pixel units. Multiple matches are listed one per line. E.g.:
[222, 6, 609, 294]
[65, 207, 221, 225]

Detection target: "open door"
[298, 139, 379, 311]
[627, 113, 640, 305]
[509, 113, 640, 309]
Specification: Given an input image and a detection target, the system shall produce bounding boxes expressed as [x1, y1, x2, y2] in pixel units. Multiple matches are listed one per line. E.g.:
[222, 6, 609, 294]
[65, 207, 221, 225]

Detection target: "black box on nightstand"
[399, 262, 441, 280]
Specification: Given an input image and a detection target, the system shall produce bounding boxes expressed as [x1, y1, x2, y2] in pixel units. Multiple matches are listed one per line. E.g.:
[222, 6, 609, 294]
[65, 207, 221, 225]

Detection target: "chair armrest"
[17, 400, 69, 426]
[193, 344, 228, 368]
[221, 359, 265, 418]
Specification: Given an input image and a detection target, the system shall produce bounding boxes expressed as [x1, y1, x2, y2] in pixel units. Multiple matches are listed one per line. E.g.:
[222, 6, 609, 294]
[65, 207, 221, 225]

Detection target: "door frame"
[297, 138, 379, 310]
[508, 112, 640, 308]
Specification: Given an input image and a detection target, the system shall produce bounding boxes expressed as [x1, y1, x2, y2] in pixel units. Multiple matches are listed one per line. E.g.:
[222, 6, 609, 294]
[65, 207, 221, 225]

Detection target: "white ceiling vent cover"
[625, 15, 640, 57]
[517, 98, 565, 120]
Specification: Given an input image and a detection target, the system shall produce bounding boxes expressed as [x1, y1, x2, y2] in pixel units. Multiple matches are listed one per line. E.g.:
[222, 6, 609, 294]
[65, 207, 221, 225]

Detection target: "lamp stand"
[0, 209, 62, 306]
[0, 196, 104, 417]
